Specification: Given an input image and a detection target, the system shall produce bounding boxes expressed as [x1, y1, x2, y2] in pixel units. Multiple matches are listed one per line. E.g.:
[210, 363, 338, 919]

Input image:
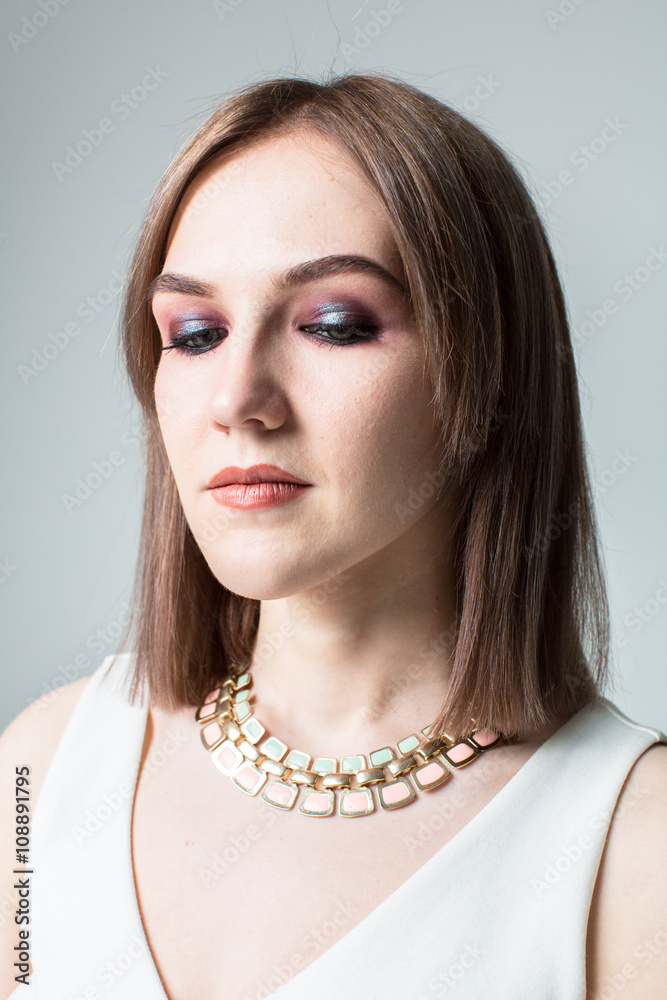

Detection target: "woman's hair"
[116, 69, 610, 739]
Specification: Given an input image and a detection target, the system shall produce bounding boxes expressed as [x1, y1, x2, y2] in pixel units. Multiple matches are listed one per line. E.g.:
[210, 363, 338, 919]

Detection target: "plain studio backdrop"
[1, 0, 665, 734]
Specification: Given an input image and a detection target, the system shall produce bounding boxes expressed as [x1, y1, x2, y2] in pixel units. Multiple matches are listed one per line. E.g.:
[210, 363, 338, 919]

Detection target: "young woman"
[1, 71, 665, 1000]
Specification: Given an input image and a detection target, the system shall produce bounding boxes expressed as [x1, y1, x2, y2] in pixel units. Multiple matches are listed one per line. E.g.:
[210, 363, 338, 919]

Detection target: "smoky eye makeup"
[295, 291, 386, 326]
[303, 299, 373, 323]
[153, 284, 404, 357]
[162, 315, 227, 338]
[297, 298, 385, 347]
[297, 295, 388, 329]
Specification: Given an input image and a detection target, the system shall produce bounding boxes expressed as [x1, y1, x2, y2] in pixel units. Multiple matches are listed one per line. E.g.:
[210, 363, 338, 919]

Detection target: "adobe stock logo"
[571, 245, 667, 349]
[457, 75, 501, 115]
[212, 0, 245, 19]
[51, 66, 169, 181]
[537, 117, 629, 208]
[7, 0, 72, 54]
[545, 0, 589, 31]
[615, 579, 667, 648]
[339, 0, 405, 61]
[17, 268, 124, 385]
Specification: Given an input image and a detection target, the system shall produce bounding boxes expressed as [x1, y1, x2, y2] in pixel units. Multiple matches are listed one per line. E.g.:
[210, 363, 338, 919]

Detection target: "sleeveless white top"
[14, 652, 666, 1000]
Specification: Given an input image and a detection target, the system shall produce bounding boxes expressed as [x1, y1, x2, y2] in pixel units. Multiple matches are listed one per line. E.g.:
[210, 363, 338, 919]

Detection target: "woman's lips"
[209, 481, 310, 510]
[207, 464, 312, 510]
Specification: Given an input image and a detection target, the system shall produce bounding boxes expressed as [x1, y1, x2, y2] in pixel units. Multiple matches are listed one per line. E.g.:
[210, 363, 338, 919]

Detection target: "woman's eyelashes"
[300, 302, 382, 348]
[161, 325, 227, 356]
[159, 304, 383, 357]
[300, 319, 381, 349]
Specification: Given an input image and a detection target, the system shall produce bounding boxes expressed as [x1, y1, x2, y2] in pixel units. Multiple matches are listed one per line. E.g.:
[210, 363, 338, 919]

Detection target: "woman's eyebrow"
[146, 273, 216, 304]
[277, 254, 406, 294]
[145, 253, 406, 305]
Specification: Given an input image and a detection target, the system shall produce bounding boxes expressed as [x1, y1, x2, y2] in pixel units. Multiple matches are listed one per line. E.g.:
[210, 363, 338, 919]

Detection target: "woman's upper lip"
[207, 464, 311, 489]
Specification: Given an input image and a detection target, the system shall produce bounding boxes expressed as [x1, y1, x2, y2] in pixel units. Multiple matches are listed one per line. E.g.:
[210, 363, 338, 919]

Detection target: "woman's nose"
[207, 317, 290, 433]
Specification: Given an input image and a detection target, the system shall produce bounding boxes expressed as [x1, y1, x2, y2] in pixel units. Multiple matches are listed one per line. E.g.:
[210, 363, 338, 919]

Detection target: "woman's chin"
[208, 566, 308, 602]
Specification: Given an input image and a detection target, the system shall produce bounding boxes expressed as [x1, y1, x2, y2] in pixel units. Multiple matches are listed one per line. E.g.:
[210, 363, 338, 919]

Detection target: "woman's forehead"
[192, 130, 386, 216]
[164, 133, 403, 281]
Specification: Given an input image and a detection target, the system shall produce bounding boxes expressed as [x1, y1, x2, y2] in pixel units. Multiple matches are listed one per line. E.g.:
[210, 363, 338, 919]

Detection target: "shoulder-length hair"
[116, 70, 609, 739]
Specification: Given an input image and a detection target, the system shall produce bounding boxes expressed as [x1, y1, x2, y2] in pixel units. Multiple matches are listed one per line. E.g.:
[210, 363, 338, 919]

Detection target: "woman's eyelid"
[151, 292, 225, 333]
[160, 315, 229, 345]
[155, 282, 389, 332]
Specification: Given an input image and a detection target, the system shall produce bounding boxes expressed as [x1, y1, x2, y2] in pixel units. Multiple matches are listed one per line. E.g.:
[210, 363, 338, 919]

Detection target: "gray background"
[1, 0, 665, 733]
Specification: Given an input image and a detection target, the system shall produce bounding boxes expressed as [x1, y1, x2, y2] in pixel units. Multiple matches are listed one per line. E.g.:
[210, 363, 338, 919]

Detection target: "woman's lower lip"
[209, 482, 311, 510]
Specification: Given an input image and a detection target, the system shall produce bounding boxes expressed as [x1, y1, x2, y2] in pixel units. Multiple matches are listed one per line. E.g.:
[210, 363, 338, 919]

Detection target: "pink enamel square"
[212, 740, 242, 774]
[416, 761, 444, 785]
[303, 792, 331, 814]
[341, 791, 370, 814]
[203, 687, 221, 705]
[196, 701, 217, 722]
[382, 781, 411, 805]
[235, 765, 263, 792]
[266, 782, 296, 807]
[447, 743, 475, 763]
[201, 721, 222, 746]
[473, 728, 499, 747]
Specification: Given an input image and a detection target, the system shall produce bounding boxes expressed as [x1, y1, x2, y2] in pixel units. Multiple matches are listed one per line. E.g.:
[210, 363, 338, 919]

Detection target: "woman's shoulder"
[0, 653, 139, 800]
[586, 729, 667, 998]
[0, 674, 93, 807]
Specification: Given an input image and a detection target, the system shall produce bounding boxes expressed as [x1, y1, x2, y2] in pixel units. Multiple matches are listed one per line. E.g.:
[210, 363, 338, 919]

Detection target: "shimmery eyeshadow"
[304, 298, 381, 326]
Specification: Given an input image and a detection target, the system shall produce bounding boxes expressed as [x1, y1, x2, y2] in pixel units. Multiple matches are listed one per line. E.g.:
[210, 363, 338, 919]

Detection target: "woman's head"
[118, 70, 609, 737]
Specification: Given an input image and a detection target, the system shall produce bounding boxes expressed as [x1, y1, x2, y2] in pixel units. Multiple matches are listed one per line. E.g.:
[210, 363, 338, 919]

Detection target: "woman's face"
[151, 131, 449, 600]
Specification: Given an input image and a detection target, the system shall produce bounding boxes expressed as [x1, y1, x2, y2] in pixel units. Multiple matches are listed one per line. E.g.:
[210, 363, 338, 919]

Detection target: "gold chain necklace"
[196, 662, 505, 817]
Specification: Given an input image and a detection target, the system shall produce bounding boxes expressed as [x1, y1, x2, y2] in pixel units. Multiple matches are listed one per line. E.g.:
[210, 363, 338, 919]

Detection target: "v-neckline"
[125, 695, 593, 1000]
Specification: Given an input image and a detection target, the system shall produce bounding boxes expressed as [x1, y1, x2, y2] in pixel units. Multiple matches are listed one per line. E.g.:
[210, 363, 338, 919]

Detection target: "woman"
[1, 71, 665, 1000]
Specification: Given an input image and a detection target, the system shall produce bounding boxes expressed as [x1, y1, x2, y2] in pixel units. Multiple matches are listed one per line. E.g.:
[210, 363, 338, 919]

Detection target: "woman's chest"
[130, 732, 523, 1000]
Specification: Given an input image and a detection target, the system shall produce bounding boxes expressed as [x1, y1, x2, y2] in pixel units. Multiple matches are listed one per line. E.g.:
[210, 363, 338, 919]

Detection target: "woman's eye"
[300, 322, 381, 346]
[161, 327, 227, 356]
[160, 320, 381, 357]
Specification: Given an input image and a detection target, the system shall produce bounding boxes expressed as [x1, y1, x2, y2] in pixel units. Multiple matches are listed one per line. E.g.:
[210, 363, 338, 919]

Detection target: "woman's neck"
[248, 533, 460, 756]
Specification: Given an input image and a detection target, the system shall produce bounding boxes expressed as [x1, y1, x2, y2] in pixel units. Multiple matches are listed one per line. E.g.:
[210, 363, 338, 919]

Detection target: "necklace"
[196, 662, 505, 818]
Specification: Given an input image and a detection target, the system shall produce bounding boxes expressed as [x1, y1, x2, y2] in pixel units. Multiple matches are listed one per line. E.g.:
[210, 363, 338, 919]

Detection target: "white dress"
[12, 652, 666, 999]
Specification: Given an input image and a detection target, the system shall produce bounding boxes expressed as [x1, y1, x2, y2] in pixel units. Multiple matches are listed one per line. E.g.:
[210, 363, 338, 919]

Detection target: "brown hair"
[115, 69, 609, 738]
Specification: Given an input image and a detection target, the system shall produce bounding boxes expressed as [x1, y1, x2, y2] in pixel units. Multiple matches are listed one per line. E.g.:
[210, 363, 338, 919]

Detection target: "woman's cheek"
[155, 367, 207, 452]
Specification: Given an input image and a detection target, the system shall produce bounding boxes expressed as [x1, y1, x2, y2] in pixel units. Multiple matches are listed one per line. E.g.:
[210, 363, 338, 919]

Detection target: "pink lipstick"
[207, 464, 311, 510]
